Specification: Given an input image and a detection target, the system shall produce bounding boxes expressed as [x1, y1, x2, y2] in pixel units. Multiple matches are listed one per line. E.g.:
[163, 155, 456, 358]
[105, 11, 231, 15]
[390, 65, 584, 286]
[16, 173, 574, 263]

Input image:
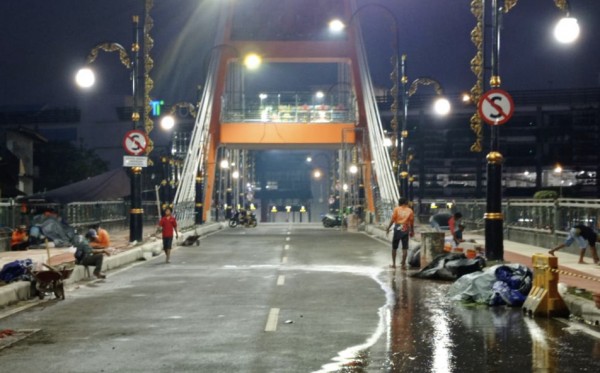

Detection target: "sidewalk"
[0, 223, 223, 310]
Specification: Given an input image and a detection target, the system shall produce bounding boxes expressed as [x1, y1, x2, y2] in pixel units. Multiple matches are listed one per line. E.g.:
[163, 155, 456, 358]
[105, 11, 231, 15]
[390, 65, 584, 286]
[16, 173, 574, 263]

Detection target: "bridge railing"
[220, 91, 357, 123]
[0, 200, 162, 250]
[418, 198, 600, 249]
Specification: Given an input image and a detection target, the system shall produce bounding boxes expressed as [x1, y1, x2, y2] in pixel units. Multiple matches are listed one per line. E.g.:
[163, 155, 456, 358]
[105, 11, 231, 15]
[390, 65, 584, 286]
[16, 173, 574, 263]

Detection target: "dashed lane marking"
[284, 244, 290, 251]
[282, 256, 288, 264]
[277, 275, 285, 286]
[265, 308, 280, 332]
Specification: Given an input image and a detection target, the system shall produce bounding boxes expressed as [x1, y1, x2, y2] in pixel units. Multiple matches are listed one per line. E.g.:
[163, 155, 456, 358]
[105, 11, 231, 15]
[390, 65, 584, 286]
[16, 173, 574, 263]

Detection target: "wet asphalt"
[0, 223, 599, 372]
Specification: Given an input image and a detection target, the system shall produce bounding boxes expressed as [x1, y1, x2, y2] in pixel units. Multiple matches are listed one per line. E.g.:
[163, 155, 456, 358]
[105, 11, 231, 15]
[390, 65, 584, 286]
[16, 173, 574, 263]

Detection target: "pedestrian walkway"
[458, 230, 600, 294]
[0, 225, 150, 271]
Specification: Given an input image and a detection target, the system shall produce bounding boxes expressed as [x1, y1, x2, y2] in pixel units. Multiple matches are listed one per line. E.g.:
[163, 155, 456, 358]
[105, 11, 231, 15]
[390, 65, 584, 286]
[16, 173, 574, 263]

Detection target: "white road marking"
[286, 237, 290, 241]
[277, 275, 285, 286]
[284, 244, 290, 251]
[265, 308, 280, 332]
[282, 256, 288, 264]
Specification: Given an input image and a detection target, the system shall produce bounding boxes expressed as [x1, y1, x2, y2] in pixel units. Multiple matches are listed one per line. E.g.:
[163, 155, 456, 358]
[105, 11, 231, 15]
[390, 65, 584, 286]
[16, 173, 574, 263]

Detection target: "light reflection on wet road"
[369, 269, 600, 372]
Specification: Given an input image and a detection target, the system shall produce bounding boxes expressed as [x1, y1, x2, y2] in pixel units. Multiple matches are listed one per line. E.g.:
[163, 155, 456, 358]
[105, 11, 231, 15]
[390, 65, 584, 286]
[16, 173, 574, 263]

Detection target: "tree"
[34, 141, 108, 192]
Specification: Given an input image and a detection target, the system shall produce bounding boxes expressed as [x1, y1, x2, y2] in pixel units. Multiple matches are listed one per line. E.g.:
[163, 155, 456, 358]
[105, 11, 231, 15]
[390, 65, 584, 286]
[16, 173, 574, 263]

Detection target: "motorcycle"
[322, 213, 342, 228]
[229, 211, 258, 228]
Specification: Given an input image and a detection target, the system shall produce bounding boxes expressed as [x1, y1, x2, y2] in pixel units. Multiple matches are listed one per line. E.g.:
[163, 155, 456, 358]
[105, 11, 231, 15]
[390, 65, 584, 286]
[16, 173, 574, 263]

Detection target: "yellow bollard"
[522, 254, 569, 317]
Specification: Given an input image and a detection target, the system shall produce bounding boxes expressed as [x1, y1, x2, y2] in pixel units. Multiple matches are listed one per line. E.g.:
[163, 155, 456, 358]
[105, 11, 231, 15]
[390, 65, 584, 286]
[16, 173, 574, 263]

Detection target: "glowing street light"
[160, 115, 175, 130]
[160, 102, 197, 131]
[554, 16, 580, 44]
[75, 67, 95, 88]
[433, 97, 452, 116]
[244, 53, 262, 70]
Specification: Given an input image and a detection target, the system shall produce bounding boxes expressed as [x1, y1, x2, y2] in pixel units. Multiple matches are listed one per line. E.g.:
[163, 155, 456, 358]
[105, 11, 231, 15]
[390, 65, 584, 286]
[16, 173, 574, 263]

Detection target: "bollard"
[420, 232, 445, 268]
[522, 254, 569, 318]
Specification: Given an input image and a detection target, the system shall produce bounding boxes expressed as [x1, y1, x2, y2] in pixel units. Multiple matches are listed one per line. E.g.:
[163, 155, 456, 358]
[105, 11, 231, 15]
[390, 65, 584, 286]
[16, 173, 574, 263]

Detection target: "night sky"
[1, 0, 599, 108]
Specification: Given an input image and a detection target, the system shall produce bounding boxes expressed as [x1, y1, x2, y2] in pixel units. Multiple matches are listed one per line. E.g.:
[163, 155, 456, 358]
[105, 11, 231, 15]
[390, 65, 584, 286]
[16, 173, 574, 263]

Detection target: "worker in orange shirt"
[385, 198, 414, 269]
[88, 224, 111, 250]
[10, 225, 29, 251]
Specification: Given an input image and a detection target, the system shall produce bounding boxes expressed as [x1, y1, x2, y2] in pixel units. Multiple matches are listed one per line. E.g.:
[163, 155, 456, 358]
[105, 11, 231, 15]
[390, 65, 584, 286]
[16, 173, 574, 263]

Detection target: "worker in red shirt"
[10, 225, 29, 251]
[385, 198, 414, 269]
[88, 225, 111, 250]
[158, 208, 179, 263]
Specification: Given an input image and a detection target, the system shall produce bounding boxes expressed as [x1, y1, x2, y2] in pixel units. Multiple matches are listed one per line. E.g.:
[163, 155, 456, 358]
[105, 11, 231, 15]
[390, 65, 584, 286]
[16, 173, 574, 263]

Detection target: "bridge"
[171, 0, 398, 229]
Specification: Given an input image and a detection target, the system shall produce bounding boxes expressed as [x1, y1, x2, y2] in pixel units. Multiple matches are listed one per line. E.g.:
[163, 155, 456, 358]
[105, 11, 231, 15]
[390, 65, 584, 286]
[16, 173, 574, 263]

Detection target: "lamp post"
[75, 15, 144, 243]
[399, 55, 451, 201]
[329, 4, 401, 195]
[329, 6, 450, 202]
[471, 0, 580, 262]
[160, 101, 202, 223]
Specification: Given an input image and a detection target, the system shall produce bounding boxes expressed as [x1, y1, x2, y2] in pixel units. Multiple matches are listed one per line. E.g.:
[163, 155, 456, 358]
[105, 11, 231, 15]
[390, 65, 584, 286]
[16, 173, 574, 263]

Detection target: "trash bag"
[0, 259, 33, 283]
[447, 269, 498, 304]
[448, 263, 533, 306]
[412, 253, 485, 281]
[489, 281, 528, 307]
[407, 243, 421, 268]
[32, 215, 75, 247]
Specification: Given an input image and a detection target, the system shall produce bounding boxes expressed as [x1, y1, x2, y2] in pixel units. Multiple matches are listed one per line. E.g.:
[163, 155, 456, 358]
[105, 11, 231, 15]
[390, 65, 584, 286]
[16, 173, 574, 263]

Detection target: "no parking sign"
[478, 89, 514, 126]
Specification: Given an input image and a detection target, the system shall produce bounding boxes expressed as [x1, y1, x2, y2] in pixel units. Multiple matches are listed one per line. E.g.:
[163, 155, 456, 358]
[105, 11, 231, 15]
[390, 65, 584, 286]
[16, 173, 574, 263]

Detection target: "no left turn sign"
[123, 129, 149, 156]
[478, 89, 514, 126]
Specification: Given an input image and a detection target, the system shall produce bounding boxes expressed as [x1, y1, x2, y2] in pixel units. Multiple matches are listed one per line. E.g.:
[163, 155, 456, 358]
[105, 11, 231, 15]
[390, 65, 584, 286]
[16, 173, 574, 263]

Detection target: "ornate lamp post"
[75, 15, 145, 243]
[468, 0, 579, 261]
[160, 102, 201, 222]
[399, 55, 451, 201]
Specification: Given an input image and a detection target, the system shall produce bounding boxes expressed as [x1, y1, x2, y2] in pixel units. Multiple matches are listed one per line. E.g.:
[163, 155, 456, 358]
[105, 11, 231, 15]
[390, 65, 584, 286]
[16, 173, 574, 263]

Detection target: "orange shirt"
[11, 230, 27, 246]
[90, 228, 110, 249]
[391, 205, 414, 228]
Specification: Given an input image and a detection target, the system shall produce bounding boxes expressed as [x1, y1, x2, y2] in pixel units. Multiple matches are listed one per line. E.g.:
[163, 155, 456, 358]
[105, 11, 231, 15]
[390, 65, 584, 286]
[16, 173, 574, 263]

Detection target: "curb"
[0, 223, 222, 309]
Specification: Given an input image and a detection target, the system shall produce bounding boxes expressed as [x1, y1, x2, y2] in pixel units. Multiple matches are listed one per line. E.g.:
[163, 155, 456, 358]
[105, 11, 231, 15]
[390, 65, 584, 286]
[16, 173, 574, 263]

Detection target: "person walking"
[385, 198, 414, 269]
[158, 208, 178, 263]
[548, 225, 599, 264]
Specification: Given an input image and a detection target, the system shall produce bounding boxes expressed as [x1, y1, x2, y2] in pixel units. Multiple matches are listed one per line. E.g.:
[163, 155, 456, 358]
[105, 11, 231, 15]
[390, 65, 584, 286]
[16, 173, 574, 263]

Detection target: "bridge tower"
[175, 0, 398, 225]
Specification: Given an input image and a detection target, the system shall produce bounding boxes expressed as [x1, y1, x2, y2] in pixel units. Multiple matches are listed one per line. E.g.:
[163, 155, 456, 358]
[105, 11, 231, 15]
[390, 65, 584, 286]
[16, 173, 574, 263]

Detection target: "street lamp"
[468, 0, 580, 262]
[160, 102, 198, 131]
[75, 15, 144, 243]
[399, 58, 451, 201]
[329, 6, 450, 201]
[329, 4, 401, 195]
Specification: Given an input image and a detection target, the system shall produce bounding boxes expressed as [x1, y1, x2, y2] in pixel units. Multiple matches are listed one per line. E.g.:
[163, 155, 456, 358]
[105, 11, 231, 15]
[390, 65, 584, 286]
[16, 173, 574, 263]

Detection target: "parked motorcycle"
[322, 213, 342, 228]
[229, 211, 258, 228]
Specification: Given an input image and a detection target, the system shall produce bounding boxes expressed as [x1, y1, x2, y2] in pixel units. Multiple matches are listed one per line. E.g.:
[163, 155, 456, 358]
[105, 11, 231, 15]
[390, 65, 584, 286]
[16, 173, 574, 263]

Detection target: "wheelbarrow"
[29, 264, 74, 300]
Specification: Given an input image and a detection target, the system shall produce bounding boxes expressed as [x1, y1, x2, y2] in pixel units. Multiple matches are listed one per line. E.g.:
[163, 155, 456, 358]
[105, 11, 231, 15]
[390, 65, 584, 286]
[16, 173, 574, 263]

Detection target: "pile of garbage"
[411, 252, 486, 281]
[0, 259, 34, 284]
[447, 263, 533, 306]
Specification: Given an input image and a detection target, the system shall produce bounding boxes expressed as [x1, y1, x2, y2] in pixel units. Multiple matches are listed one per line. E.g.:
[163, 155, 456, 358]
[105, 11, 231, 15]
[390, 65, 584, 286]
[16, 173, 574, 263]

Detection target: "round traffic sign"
[478, 89, 514, 126]
[123, 130, 149, 156]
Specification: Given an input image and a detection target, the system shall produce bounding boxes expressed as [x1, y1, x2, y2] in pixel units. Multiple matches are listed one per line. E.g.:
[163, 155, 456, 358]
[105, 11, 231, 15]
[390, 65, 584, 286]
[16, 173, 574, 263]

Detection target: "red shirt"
[159, 215, 177, 238]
